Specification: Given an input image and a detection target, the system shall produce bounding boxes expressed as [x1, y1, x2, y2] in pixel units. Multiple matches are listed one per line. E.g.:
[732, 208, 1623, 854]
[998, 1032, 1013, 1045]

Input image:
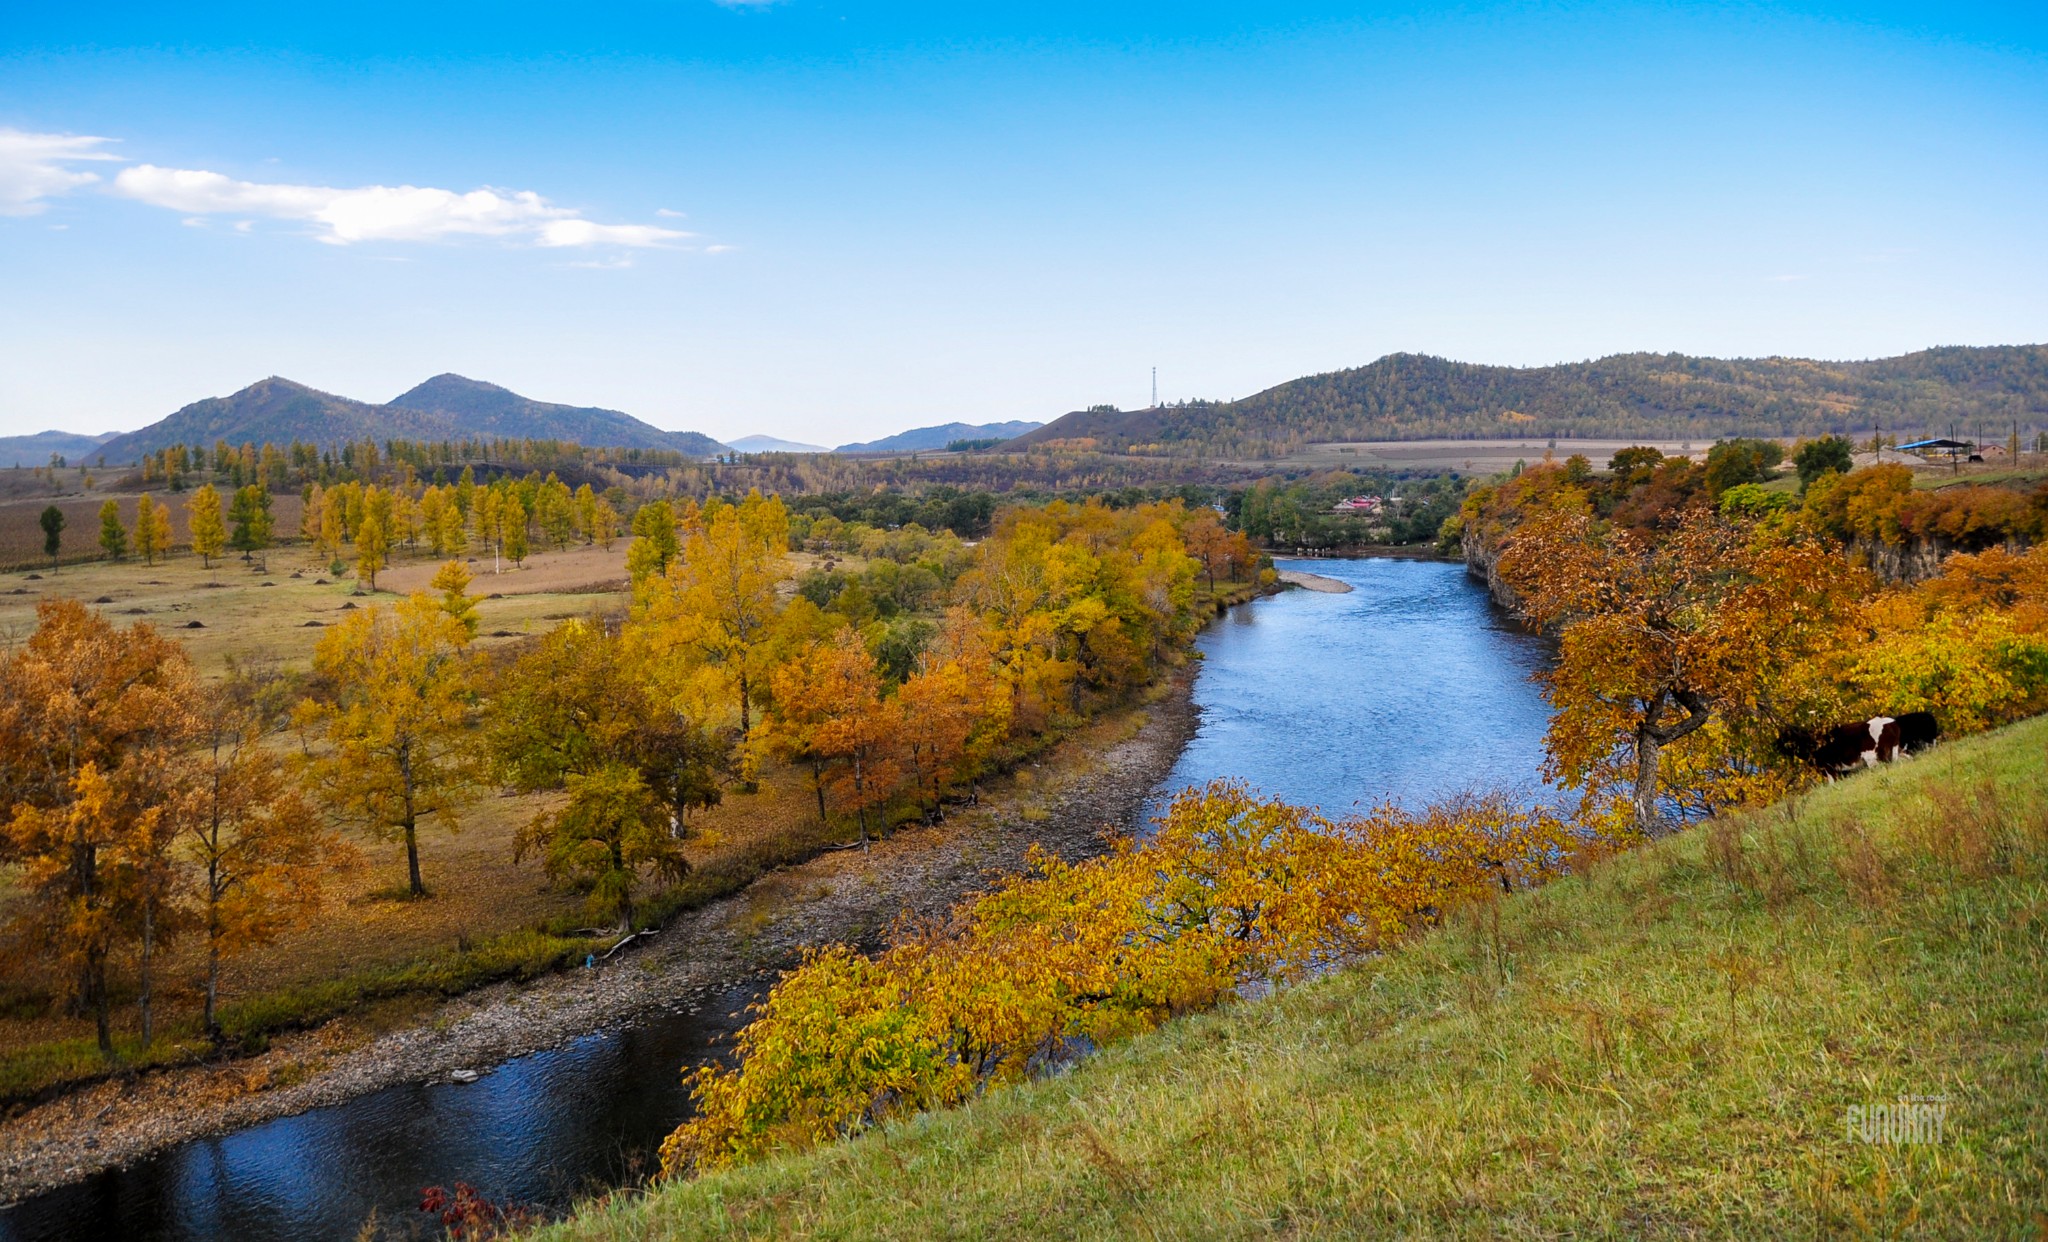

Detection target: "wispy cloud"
[111, 164, 690, 249]
[0, 128, 121, 216]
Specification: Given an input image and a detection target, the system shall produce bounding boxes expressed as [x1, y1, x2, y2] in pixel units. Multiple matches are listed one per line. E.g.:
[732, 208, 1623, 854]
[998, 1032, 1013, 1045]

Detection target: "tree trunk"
[811, 759, 828, 824]
[139, 901, 156, 1050]
[1632, 726, 1662, 837]
[1633, 688, 1712, 837]
[205, 941, 221, 1043]
[405, 818, 424, 897]
[87, 945, 113, 1059]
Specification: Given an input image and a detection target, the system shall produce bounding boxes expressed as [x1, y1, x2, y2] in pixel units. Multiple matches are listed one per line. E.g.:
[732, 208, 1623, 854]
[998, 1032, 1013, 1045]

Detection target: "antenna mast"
[1151, 367, 1157, 409]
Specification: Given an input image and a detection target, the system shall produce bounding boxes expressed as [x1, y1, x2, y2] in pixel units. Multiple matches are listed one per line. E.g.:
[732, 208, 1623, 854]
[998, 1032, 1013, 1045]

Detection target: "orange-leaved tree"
[1496, 507, 1864, 834]
[176, 686, 341, 1041]
[301, 592, 481, 897]
[0, 599, 200, 1056]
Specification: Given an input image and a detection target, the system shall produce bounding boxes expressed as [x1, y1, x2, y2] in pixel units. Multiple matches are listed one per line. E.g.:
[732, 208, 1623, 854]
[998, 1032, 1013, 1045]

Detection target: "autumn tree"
[797, 631, 903, 843]
[302, 593, 481, 897]
[430, 559, 481, 637]
[187, 483, 227, 570]
[356, 513, 389, 589]
[1496, 508, 1862, 833]
[98, 498, 125, 561]
[0, 600, 199, 1056]
[489, 622, 720, 932]
[138, 497, 172, 566]
[642, 493, 790, 745]
[176, 687, 340, 1041]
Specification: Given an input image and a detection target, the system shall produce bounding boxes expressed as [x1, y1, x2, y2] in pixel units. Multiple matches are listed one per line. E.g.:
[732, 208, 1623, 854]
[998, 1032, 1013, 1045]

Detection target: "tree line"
[0, 492, 1264, 1062]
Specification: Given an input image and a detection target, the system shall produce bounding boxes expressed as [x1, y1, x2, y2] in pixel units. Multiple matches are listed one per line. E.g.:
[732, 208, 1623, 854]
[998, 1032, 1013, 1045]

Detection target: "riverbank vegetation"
[1457, 448, 2048, 835]
[539, 711, 2048, 1240]
[0, 484, 1269, 1105]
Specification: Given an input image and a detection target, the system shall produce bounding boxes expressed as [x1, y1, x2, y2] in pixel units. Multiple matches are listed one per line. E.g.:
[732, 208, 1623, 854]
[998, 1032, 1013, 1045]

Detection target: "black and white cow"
[1778, 716, 1907, 777]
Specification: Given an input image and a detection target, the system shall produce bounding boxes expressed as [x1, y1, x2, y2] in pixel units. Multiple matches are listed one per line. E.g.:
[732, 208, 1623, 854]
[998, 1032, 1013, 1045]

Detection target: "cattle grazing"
[1777, 716, 1903, 777]
[1893, 710, 1940, 754]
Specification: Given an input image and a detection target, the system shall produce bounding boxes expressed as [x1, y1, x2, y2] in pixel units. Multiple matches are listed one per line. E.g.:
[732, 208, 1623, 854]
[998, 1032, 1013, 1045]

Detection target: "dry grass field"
[1247, 437, 1707, 474]
[0, 540, 628, 675]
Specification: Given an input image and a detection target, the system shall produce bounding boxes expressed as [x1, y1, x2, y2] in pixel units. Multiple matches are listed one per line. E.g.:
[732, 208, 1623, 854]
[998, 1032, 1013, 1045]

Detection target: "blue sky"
[2, 1, 2044, 445]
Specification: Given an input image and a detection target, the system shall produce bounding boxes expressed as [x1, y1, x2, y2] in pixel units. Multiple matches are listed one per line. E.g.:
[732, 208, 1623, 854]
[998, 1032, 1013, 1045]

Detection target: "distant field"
[0, 539, 629, 676]
[1250, 437, 1707, 474]
[0, 482, 307, 572]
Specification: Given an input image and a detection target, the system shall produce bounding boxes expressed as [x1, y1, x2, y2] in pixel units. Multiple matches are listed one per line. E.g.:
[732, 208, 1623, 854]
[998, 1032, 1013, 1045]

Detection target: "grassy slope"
[543, 716, 2048, 1240]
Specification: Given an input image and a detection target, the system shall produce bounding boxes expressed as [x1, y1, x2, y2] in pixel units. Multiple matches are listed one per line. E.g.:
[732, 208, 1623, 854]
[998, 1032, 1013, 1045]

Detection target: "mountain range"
[0, 430, 118, 469]
[1009, 345, 2048, 457]
[90, 375, 727, 464]
[725, 435, 830, 454]
[834, 420, 1042, 453]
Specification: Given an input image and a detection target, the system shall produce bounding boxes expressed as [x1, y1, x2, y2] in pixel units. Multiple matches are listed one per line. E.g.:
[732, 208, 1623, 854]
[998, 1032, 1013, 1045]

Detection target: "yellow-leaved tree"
[187, 483, 227, 570]
[301, 592, 481, 897]
[641, 492, 790, 745]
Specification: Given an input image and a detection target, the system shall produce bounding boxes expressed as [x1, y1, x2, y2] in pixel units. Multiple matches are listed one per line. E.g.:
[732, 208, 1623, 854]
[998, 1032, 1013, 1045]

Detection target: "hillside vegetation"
[1010, 345, 2048, 458]
[541, 714, 2048, 1240]
[92, 374, 724, 462]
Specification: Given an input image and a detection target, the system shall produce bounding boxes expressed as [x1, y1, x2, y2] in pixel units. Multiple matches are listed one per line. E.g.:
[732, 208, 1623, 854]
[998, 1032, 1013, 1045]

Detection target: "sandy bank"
[1276, 569, 1353, 593]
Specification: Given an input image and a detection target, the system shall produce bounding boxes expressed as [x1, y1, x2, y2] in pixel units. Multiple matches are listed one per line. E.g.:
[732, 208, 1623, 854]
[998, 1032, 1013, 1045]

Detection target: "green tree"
[228, 484, 274, 563]
[1701, 438, 1786, 499]
[1792, 436, 1855, 490]
[38, 505, 63, 569]
[490, 621, 721, 928]
[97, 499, 126, 561]
[627, 500, 680, 583]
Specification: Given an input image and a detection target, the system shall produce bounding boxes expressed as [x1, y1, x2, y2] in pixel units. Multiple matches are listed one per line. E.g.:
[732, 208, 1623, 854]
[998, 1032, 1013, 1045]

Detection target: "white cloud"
[0, 129, 121, 216]
[111, 164, 690, 249]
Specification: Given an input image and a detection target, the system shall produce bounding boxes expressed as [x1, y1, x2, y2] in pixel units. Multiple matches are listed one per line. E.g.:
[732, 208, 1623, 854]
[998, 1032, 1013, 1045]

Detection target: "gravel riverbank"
[0, 666, 1202, 1205]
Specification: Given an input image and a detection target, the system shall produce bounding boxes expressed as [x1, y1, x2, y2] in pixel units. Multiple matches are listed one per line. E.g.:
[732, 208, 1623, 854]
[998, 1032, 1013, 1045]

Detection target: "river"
[0, 556, 1553, 1241]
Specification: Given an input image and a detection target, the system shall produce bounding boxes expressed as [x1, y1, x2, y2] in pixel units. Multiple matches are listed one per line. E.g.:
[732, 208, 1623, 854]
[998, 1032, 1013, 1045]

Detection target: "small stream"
[1, 556, 1554, 1241]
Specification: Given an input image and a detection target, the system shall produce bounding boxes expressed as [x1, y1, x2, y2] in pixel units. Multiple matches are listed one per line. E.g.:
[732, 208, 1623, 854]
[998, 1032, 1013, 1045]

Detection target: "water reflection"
[1145, 558, 1553, 823]
[0, 983, 760, 1242]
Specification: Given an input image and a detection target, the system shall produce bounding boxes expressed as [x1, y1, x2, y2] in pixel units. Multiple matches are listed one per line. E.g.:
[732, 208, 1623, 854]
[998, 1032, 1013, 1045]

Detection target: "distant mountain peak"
[93, 374, 727, 462]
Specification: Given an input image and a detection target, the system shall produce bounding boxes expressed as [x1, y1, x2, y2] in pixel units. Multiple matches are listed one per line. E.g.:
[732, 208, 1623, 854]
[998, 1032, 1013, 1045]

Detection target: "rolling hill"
[1009, 345, 2048, 458]
[0, 430, 117, 469]
[835, 420, 1043, 453]
[91, 375, 726, 463]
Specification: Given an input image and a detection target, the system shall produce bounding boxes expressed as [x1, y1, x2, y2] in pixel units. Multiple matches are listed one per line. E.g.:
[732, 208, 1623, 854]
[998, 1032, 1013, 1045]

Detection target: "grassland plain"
[535, 715, 2048, 1241]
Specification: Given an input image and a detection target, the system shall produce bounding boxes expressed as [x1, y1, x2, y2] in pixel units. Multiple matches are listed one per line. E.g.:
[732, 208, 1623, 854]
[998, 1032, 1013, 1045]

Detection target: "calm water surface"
[1146, 557, 1553, 821]
[2, 557, 1552, 1241]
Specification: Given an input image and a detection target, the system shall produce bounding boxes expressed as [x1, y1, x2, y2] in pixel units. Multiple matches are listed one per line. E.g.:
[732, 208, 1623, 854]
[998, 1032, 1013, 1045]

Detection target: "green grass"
[539, 716, 2048, 1240]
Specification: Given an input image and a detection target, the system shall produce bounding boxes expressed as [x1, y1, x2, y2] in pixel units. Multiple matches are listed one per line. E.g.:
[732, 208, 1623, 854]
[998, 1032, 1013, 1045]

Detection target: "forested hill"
[1007, 345, 2048, 458]
[92, 374, 726, 463]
